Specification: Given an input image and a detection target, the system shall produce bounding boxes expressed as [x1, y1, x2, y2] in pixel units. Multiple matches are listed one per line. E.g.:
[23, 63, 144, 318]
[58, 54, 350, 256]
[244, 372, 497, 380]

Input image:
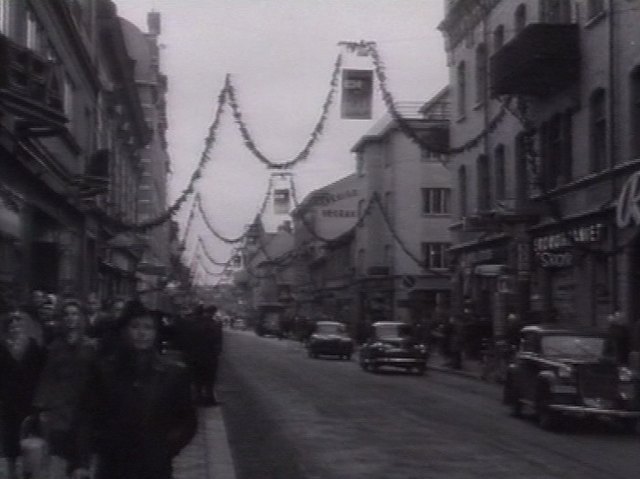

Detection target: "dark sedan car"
[359, 321, 428, 375]
[307, 321, 354, 360]
[503, 324, 640, 431]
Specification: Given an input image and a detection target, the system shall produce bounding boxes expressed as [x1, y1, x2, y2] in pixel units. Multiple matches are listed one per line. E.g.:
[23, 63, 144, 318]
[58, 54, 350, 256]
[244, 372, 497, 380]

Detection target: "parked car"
[359, 321, 428, 375]
[307, 321, 354, 360]
[503, 324, 640, 431]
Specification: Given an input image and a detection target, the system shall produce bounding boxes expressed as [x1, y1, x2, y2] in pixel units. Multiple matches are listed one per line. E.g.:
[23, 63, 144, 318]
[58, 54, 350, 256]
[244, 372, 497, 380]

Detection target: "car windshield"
[375, 323, 412, 339]
[316, 323, 345, 334]
[541, 335, 606, 360]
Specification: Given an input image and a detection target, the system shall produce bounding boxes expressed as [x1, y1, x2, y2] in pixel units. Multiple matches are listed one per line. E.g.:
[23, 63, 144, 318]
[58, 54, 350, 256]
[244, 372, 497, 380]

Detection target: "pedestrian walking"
[605, 311, 631, 365]
[37, 294, 61, 346]
[0, 309, 45, 479]
[180, 304, 223, 406]
[447, 316, 464, 370]
[32, 298, 97, 478]
[72, 301, 197, 479]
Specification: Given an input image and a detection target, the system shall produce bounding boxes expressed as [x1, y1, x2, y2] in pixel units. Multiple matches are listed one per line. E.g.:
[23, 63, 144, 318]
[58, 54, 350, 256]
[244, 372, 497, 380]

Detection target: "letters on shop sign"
[321, 209, 357, 218]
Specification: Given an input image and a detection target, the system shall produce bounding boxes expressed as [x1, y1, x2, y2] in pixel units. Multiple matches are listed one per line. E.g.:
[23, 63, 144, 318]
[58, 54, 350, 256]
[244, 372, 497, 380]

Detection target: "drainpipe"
[608, 0, 619, 316]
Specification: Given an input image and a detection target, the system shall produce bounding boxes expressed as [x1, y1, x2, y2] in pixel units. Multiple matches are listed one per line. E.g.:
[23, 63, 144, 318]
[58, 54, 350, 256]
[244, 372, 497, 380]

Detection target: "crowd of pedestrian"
[0, 290, 223, 479]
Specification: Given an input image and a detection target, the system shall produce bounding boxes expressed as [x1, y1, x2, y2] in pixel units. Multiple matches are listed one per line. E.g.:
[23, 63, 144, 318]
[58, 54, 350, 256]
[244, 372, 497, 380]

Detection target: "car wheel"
[504, 378, 522, 418]
[345, 354, 352, 361]
[415, 366, 426, 376]
[536, 390, 559, 431]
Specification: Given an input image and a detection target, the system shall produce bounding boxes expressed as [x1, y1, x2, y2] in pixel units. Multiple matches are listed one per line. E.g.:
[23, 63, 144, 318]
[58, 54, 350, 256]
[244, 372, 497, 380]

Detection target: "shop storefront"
[530, 219, 609, 329]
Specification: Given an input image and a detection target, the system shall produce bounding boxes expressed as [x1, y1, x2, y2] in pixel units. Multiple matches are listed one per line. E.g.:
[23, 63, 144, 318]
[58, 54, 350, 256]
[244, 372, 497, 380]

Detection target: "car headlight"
[619, 366, 635, 382]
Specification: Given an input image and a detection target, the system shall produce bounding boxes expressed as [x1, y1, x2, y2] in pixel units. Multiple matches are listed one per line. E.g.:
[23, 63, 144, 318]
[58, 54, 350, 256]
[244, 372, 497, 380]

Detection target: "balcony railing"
[490, 24, 580, 98]
[0, 34, 66, 124]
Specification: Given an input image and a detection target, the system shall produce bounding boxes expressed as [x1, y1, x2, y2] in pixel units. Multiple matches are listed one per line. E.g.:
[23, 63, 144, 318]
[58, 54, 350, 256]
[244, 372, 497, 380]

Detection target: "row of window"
[356, 242, 450, 274]
[457, 69, 640, 215]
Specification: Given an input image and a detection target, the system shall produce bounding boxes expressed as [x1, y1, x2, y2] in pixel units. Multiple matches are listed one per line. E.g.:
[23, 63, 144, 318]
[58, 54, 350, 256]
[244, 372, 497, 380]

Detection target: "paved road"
[218, 330, 640, 479]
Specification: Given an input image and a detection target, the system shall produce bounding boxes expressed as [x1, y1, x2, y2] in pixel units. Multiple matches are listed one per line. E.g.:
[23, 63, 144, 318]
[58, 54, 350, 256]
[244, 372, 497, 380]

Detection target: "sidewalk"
[427, 352, 488, 382]
[174, 405, 237, 479]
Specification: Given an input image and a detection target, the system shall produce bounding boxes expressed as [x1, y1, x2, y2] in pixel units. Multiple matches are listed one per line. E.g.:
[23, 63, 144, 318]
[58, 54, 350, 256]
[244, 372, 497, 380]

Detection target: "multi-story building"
[0, 0, 108, 299]
[439, 1, 640, 339]
[290, 173, 364, 328]
[94, 0, 150, 299]
[0, 0, 169, 305]
[235, 218, 295, 325]
[350, 97, 452, 329]
[120, 10, 171, 308]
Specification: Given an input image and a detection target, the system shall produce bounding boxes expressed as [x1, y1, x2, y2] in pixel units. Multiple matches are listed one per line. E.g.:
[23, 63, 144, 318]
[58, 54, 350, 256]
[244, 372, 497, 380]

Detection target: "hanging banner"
[340, 69, 373, 119]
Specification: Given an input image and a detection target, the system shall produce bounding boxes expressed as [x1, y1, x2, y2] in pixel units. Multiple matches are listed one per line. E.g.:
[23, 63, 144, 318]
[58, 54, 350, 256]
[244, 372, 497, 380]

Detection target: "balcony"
[0, 34, 66, 126]
[490, 24, 580, 98]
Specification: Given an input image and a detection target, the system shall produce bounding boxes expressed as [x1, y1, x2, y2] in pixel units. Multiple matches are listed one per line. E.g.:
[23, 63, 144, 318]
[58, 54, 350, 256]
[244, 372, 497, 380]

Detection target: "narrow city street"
[218, 330, 640, 479]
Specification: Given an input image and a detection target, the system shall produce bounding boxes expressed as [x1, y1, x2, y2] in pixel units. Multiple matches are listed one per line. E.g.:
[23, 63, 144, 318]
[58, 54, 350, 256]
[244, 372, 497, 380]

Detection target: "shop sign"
[532, 223, 606, 252]
[321, 209, 357, 218]
[341, 69, 373, 119]
[536, 251, 574, 269]
[616, 171, 640, 228]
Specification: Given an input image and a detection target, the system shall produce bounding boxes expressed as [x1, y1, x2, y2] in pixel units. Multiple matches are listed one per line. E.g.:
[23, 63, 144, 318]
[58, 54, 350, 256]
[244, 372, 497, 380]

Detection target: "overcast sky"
[114, 0, 448, 283]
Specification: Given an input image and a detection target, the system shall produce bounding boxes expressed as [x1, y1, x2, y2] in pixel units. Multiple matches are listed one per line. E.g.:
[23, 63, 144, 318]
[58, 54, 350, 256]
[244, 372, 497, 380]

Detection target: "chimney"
[148, 11, 161, 35]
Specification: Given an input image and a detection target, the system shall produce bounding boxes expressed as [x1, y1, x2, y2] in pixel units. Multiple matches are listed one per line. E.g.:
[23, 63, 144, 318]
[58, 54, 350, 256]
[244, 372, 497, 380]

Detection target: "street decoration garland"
[371, 192, 449, 277]
[348, 40, 511, 159]
[178, 193, 200, 252]
[289, 174, 449, 276]
[510, 97, 627, 260]
[106, 79, 229, 233]
[196, 176, 274, 244]
[226, 54, 343, 170]
[197, 236, 230, 267]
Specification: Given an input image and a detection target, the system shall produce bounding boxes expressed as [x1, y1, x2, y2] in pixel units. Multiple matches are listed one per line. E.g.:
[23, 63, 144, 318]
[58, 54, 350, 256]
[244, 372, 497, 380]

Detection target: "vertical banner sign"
[341, 69, 373, 119]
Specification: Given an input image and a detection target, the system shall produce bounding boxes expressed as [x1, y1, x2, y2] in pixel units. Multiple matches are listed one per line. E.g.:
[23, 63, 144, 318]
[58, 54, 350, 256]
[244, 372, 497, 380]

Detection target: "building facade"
[0, 0, 170, 307]
[439, 0, 640, 341]
[290, 173, 363, 329]
[120, 11, 171, 309]
[350, 98, 452, 330]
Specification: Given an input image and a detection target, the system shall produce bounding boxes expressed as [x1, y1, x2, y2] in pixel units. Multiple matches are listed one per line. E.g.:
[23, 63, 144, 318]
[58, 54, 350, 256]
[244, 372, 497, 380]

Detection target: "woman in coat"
[0, 309, 45, 479]
[33, 298, 97, 477]
[72, 300, 197, 479]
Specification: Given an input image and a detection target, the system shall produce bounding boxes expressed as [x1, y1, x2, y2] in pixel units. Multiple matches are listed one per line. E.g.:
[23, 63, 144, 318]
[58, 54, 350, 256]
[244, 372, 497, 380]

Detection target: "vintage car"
[359, 321, 428, 375]
[307, 321, 354, 360]
[503, 324, 640, 431]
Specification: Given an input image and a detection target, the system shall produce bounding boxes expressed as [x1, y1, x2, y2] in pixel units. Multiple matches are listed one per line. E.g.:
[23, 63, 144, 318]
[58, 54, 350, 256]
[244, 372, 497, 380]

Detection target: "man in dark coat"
[179, 304, 223, 406]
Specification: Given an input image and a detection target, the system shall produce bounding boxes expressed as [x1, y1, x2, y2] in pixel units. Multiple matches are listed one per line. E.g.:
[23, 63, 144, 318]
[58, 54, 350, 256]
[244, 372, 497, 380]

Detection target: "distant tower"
[261, 171, 294, 233]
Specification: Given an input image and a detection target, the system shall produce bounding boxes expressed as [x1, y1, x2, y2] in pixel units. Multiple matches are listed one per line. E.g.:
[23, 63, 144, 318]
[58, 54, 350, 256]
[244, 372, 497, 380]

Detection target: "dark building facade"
[439, 0, 640, 343]
[0, 0, 167, 306]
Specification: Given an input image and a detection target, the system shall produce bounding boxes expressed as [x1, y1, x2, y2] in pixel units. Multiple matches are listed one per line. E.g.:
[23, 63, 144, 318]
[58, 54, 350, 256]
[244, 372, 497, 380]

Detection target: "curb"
[203, 406, 237, 479]
[427, 364, 483, 381]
